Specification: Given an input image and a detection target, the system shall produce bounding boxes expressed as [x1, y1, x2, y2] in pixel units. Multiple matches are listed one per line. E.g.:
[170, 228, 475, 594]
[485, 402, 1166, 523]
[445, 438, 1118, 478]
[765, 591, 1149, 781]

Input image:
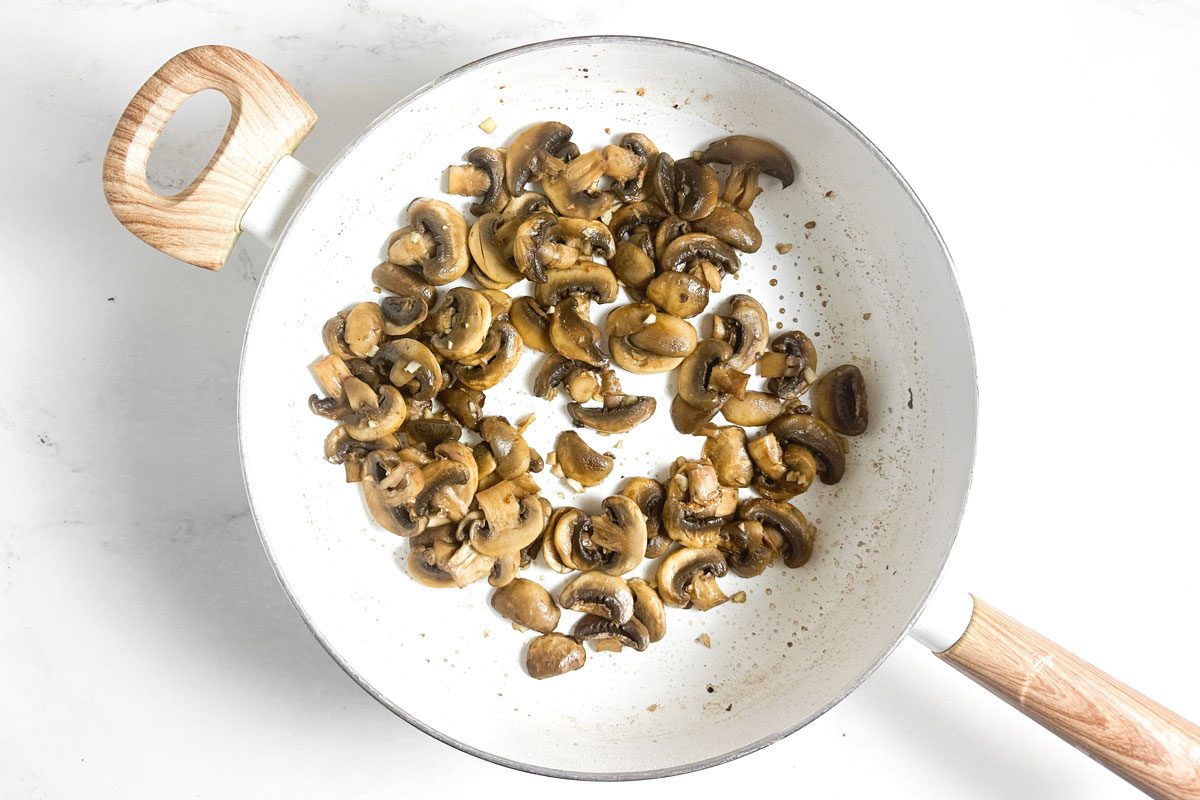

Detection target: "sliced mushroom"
[672, 157, 720, 221]
[479, 289, 512, 320]
[446, 146, 510, 216]
[612, 133, 656, 202]
[426, 287, 493, 361]
[609, 200, 669, 242]
[454, 321, 523, 390]
[379, 295, 428, 336]
[438, 384, 485, 431]
[323, 425, 374, 480]
[525, 632, 585, 679]
[387, 198, 470, 285]
[653, 215, 690, 260]
[468, 212, 525, 288]
[759, 330, 818, 400]
[505, 121, 573, 195]
[554, 430, 614, 488]
[343, 383, 407, 442]
[491, 577, 559, 633]
[406, 527, 458, 588]
[322, 313, 353, 360]
[656, 546, 729, 611]
[628, 578, 666, 643]
[669, 393, 719, 436]
[548, 294, 607, 367]
[748, 432, 814, 499]
[342, 302, 384, 358]
[547, 507, 602, 573]
[572, 614, 650, 652]
[718, 519, 777, 577]
[533, 261, 619, 308]
[660, 234, 740, 290]
[360, 450, 426, 536]
[610, 238, 657, 295]
[710, 295, 768, 371]
[442, 540, 497, 588]
[311, 353, 353, 401]
[702, 427, 754, 488]
[768, 414, 847, 485]
[509, 296, 556, 353]
[606, 303, 698, 374]
[621, 477, 670, 559]
[740, 498, 817, 568]
[700, 134, 795, 210]
[589, 495, 647, 575]
[811, 364, 868, 436]
[471, 475, 545, 556]
[513, 212, 580, 283]
[721, 391, 787, 427]
[567, 394, 656, 433]
[374, 338, 443, 401]
[479, 416, 533, 479]
[371, 262, 438, 307]
[646, 270, 709, 318]
[542, 148, 613, 220]
[552, 217, 616, 260]
[535, 353, 601, 401]
[677, 339, 750, 412]
[691, 206, 762, 253]
[558, 572, 633, 623]
[403, 417, 462, 450]
[662, 459, 738, 548]
[644, 151, 676, 213]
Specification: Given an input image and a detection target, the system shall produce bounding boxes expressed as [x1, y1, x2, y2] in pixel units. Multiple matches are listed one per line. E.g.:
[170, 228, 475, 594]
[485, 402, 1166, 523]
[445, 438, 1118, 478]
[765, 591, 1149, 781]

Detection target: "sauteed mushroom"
[701, 426, 754, 488]
[509, 296, 556, 353]
[406, 527, 458, 588]
[446, 146, 510, 216]
[662, 458, 738, 548]
[403, 417, 462, 450]
[588, 495, 647, 576]
[646, 270, 709, 318]
[700, 134, 795, 210]
[361, 450, 426, 537]
[468, 212, 524, 288]
[628, 578, 667, 643]
[343, 302, 384, 358]
[758, 330, 818, 400]
[554, 430, 614, 488]
[692, 206, 762, 253]
[387, 198, 470, 285]
[610, 238, 657, 295]
[661, 233, 740, 291]
[567, 393, 656, 433]
[647, 152, 676, 213]
[380, 295, 427, 336]
[513, 212, 580, 283]
[372, 262, 438, 307]
[533, 354, 608, 402]
[673, 157, 721, 221]
[573, 614, 650, 652]
[748, 432, 814, 499]
[740, 498, 817, 568]
[810, 364, 869, 436]
[669, 392, 719, 435]
[710, 295, 768, 371]
[718, 519, 777, 578]
[438, 384, 485, 431]
[533, 261, 619, 307]
[491, 577, 559, 633]
[374, 338, 442, 401]
[657, 546, 729, 611]
[606, 302, 698, 374]
[472, 475, 545, 556]
[548, 294, 607, 367]
[768, 414, 847, 485]
[612, 132, 656, 202]
[621, 477, 670, 558]
[479, 416, 535, 479]
[721, 390, 787, 426]
[542, 148, 614, 220]
[342, 381, 407, 442]
[677, 339, 750, 412]
[322, 313, 354, 360]
[426, 287, 493, 361]
[546, 507, 602, 573]
[526, 632, 585, 679]
[559, 572, 634, 623]
[454, 321, 523, 390]
[505, 121, 573, 195]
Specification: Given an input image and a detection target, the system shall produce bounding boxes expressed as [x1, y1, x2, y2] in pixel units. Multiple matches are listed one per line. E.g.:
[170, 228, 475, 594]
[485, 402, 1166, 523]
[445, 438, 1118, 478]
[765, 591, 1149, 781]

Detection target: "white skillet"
[102, 37, 1200, 794]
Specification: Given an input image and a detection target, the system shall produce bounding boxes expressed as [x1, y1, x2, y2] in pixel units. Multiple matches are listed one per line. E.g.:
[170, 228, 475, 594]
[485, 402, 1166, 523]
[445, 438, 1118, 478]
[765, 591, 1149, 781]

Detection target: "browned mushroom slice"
[606, 302, 698, 375]
[491, 577, 560, 633]
[740, 498, 817, 568]
[611, 133, 657, 203]
[471, 475, 544, 556]
[646, 270, 709, 318]
[406, 527, 458, 588]
[567, 394, 656, 433]
[534, 353, 593, 401]
[533, 262, 619, 308]
[446, 146, 511, 216]
[380, 295, 428, 336]
[588, 495, 647, 575]
[479, 416, 534, 479]
[691, 206, 762, 253]
[454, 321, 523, 390]
[438, 385, 485, 431]
[342, 382, 407, 442]
[610, 238, 657, 296]
[426, 287, 493, 361]
[525, 632, 585, 679]
[810, 364, 868, 436]
[657, 546, 729, 611]
[442, 540, 497, 588]
[554, 430, 614, 488]
[701, 427, 754, 488]
[387, 198, 470, 285]
[661, 233, 740, 291]
[323, 425, 375, 480]
[748, 432, 812, 500]
[669, 393, 719, 436]
[513, 212, 580, 283]
[341, 302, 384, 358]
[468, 212, 525, 288]
[509, 296, 556, 353]
[548, 294, 607, 367]
[759, 330, 818, 400]
[700, 135, 796, 210]
[360, 450, 426, 537]
[542, 149, 614, 220]
[545, 507, 602, 573]
[572, 614, 650, 652]
[721, 391, 787, 427]
[374, 338, 443, 402]
[628, 578, 666, 643]
[717, 519, 778, 577]
[710, 295, 768, 371]
[662, 458, 738, 548]
[673, 157, 721, 221]
[768, 414, 847, 485]
[403, 417, 463, 450]
[609, 200, 669, 243]
[311, 353, 353, 401]
[621, 477, 670, 558]
[478, 289, 512, 320]
[652, 215, 690, 261]
[677, 339, 750, 412]
[424, 441, 479, 525]
[488, 551, 520, 588]
[505, 121, 573, 195]
[371, 262, 438, 307]
[552, 217, 616, 260]
[559, 572, 634, 623]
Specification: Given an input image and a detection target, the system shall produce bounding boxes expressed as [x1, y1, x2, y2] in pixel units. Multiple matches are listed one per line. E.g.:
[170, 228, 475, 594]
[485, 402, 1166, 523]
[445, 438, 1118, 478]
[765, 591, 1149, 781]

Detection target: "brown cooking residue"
[863, 312, 872, 320]
[636, 87, 646, 96]
[805, 220, 816, 229]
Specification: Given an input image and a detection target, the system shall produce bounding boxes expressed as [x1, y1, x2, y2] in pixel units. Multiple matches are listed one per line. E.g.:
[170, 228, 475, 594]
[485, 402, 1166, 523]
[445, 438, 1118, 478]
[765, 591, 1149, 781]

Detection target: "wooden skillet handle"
[102, 45, 316, 270]
[939, 597, 1200, 799]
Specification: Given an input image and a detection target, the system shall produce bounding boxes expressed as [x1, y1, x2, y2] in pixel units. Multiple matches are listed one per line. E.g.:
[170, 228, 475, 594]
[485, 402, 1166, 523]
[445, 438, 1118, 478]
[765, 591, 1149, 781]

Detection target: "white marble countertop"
[2, 1, 1198, 796]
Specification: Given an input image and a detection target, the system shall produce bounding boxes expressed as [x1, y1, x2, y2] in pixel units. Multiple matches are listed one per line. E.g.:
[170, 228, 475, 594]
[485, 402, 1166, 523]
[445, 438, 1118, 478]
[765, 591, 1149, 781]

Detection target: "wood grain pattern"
[940, 598, 1200, 799]
[102, 45, 316, 270]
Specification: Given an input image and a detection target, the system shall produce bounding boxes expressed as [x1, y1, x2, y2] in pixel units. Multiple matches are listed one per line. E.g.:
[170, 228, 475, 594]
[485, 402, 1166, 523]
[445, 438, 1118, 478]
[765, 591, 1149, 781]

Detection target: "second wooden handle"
[940, 598, 1200, 799]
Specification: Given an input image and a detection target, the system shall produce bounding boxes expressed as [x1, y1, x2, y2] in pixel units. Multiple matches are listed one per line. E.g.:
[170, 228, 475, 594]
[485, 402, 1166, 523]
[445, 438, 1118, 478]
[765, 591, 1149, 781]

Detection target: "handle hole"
[147, 89, 232, 196]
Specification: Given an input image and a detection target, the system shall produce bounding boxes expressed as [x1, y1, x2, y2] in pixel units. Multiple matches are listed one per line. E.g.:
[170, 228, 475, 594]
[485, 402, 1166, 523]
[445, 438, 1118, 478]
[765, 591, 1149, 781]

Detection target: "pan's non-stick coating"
[239, 37, 976, 778]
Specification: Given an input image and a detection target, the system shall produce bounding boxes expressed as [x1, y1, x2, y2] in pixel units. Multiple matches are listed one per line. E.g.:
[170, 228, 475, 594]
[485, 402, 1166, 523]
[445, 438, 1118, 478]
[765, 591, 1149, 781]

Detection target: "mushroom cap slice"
[567, 394, 656, 434]
[700, 135, 796, 188]
[491, 578, 560, 634]
[403, 417, 462, 450]
[718, 519, 777, 577]
[468, 212, 524, 288]
[721, 391, 786, 427]
[610, 239, 657, 294]
[375, 338, 443, 401]
[608, 337, 684, 375]
[768, 414, 847, 485]
[343, 384, 407, 442]
[525, 632, 586, 679]
[509, 296, 556, 353]
[628, 578, 667, 643]
[463, 146, 511, 216]
[371, 262, 438, 307]
[606, 303, 698, 374]
[548, 294, 608, 367]
[437, 385, 485, 431]
[589, 495, 647, 575]
[710, 295, 768, 372]
[661, 233, 740, 277]
[488, 551, 520, 588]
[406, 528, 457, 588]
[552, 217, 616, 259]
[740, 498, 817, 568]
[471, 476, 544, 556]
[479, 416, 533, 480]
[677, 339, 747, 411]
[554, 430, 614, 488]
[691, 206, 762, 253]
[361, 451, 426, 537]
[621, 477, 670, 559]
[542, 149, 613, 220]
[811, 364, 869, 436]
[505, 121, 573, 195]
[513, 212, 579, 283]
[646, 270, 709, 318]
[558, 572, 634, 623]
[379, 295, 427, 336]
[453, 321, 524, 390]
[394, 198, 470, 285]
[572, 614, 650, 652]
[442, 540, 497, 587]
[761, 330, 818, 400]
[549, 507, 602, 573]
[656, 546, 729, 610]
[669, 393, 719, 436]
[610, 200, 669, 242]
[343, 302, 384, 358]
[533, 262, 619, 308]
[701, 427, 754, 488]
[673, 158, 721, 221]
[426, 287, 493, 361]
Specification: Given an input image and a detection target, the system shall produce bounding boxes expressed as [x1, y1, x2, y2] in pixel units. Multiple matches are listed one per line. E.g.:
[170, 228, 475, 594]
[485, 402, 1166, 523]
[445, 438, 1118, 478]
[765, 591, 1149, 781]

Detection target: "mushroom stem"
[388, 228, 437, 265]
[688, 572, 729, 611]
[446, 164, 492, 196]
[708, 365, 749, 398]
[723, 164, 762, 209]
[312, 354, 352, 399]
